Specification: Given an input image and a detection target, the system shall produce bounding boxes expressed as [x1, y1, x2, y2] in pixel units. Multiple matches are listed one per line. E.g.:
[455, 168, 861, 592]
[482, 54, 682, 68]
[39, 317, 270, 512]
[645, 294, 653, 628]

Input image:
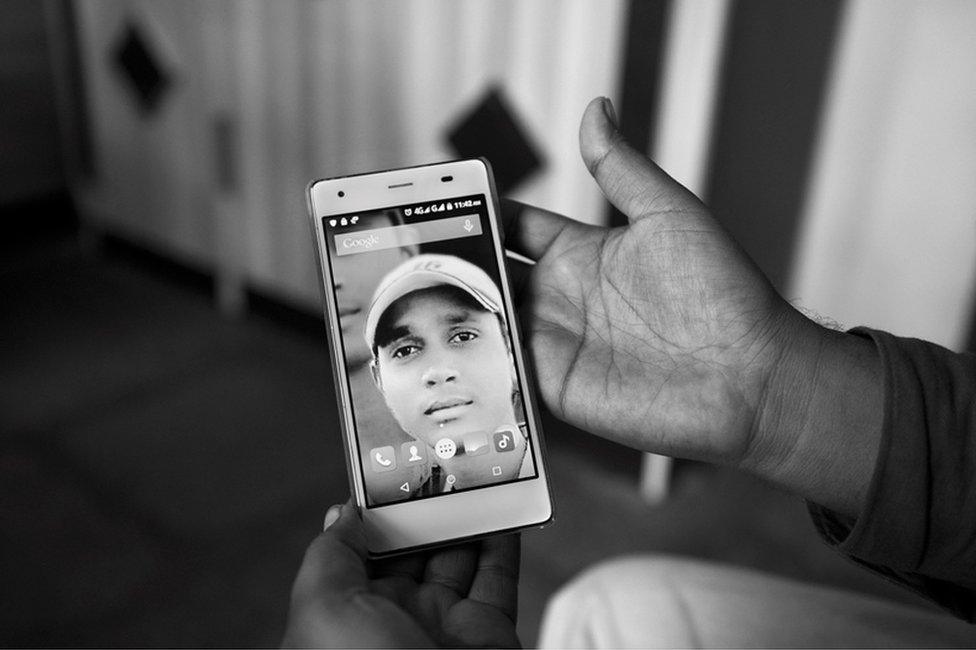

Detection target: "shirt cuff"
[807, 327, 976, 621]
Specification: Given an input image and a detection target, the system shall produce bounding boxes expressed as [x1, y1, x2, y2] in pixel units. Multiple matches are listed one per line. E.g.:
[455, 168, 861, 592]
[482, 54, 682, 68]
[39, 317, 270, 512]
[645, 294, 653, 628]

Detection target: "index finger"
[467, 533, 521, 623]
[500, 198, 575, 262]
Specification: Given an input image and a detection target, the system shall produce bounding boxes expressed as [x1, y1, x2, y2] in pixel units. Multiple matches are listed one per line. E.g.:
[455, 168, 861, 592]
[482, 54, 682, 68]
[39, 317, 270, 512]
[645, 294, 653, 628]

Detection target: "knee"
[539, 555, 720, 649]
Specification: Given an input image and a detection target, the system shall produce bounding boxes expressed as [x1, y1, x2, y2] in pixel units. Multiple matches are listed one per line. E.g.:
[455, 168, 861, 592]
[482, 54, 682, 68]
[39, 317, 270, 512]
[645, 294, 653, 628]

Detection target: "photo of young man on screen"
[364, 254, 533, 496]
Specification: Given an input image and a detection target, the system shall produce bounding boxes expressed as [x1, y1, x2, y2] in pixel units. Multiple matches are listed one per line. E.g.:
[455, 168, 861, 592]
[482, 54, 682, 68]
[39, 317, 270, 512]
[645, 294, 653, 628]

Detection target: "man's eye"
[449, 331, 478, 344]
[391, 344, 420, 360]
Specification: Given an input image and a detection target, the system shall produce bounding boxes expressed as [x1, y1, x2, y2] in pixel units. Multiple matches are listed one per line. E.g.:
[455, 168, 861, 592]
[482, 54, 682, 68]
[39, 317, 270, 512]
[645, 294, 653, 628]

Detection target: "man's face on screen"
[375, 286, 515, 447]
[333, 217, 409, 367]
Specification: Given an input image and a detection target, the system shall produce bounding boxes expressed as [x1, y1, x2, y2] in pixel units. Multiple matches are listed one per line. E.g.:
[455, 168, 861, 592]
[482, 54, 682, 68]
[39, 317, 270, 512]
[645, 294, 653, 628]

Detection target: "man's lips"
[424, 398, 474, 416]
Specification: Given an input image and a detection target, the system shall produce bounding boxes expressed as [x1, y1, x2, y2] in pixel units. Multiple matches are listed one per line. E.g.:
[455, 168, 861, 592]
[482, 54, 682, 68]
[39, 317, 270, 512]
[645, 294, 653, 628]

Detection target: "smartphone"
[306, 159, 553, 555]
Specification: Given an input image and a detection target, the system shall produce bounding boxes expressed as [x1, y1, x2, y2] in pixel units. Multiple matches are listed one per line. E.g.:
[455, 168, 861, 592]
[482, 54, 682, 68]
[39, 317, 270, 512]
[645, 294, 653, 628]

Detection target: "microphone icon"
[463, 218, 474, 233]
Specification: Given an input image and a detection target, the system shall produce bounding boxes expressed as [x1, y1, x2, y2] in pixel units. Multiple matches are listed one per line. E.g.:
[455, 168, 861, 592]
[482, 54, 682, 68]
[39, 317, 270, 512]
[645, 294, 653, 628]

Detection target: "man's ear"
[369, 358, 383, 391]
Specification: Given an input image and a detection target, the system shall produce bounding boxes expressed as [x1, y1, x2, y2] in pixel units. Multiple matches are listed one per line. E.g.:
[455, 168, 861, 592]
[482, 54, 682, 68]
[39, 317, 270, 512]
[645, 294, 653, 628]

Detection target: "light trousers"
[538, 557, 976, 648]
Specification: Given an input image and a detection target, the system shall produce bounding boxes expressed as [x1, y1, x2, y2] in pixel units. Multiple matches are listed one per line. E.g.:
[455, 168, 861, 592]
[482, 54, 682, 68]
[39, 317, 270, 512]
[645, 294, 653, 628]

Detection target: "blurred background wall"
[791, 0, 976, 348]
[66, 0, 627, 312]
[41, 0, 975, 348]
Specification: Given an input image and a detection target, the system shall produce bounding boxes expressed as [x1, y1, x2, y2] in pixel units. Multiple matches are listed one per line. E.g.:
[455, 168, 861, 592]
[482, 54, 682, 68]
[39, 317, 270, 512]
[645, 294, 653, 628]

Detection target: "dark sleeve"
[808, 327, 976, 621]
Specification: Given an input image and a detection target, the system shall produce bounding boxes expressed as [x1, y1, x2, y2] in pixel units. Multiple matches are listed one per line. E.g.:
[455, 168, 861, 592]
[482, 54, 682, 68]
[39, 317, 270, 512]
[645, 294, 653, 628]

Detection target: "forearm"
[792, 326, 976, 612]
[744, 312, 884, 517]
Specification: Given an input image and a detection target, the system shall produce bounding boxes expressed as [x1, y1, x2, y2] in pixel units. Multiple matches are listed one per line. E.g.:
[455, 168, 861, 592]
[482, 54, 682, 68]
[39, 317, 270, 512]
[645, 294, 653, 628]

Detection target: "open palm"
[503, 98, 802, 466]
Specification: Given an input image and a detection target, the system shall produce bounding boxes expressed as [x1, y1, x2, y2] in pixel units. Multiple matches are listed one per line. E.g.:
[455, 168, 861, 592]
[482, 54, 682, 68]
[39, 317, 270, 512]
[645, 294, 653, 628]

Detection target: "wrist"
[743, 308, 826, 473]
[743, 310, 884, 516]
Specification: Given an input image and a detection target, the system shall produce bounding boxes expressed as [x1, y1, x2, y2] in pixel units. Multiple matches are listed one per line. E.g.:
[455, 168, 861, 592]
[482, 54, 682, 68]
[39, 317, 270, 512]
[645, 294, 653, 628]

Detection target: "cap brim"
[364, 269, 500, 350]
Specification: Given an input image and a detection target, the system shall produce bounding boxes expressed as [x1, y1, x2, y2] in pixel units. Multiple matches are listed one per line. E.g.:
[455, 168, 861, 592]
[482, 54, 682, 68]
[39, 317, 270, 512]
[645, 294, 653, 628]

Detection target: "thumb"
[579, 97, 703, 222]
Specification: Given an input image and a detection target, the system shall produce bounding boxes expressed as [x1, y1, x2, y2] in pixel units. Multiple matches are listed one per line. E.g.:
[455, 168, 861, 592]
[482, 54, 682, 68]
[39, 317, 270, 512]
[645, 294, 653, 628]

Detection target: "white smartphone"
[306, 159, 553, 556]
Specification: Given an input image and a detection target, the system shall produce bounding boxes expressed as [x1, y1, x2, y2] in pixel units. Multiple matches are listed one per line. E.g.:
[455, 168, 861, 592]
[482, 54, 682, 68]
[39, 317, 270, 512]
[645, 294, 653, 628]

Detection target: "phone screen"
[323, 194, 539, 507]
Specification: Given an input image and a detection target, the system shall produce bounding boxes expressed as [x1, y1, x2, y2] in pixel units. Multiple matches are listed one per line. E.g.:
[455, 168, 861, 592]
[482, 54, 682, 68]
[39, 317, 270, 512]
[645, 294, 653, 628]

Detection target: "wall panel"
[230, 0, 628, 306]
[70, 0, 627, 307]
[73, 0, 214, 266]
[791, 0, 976, 348]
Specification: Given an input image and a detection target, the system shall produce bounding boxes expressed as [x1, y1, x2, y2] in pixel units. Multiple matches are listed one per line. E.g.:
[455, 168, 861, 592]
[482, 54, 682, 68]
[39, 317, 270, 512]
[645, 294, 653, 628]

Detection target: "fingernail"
[323, 505, 342, 531]
[602, 97, 618, 129]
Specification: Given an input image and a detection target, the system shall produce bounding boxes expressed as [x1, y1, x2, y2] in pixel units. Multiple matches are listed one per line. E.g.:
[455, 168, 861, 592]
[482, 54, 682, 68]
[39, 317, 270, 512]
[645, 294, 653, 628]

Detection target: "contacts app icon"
[401, 441, 426, 465]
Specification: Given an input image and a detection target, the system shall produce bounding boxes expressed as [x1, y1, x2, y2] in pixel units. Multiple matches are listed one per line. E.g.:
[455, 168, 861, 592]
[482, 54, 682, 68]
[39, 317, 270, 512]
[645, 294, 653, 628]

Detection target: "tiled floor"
[1, 231, 938, 647]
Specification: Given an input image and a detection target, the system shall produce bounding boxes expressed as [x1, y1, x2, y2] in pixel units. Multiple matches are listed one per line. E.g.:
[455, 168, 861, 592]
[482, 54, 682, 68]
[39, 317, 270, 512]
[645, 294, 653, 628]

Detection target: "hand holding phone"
[282, 503, 521, 648]
[307, 159, 552, 556]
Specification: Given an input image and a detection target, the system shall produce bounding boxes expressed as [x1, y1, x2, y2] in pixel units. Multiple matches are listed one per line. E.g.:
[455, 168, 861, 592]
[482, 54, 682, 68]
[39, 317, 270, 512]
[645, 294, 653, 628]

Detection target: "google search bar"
[333, 214, 483, 256]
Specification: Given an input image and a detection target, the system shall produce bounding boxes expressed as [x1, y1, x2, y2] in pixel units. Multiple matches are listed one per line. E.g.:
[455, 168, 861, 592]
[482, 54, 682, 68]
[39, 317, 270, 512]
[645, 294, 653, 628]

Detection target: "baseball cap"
[364, 254, 502, 352]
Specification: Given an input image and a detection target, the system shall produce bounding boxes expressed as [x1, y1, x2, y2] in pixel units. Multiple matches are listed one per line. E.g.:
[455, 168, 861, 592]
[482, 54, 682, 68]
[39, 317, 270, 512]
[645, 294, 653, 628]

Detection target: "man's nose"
[421, 364, 457, 387]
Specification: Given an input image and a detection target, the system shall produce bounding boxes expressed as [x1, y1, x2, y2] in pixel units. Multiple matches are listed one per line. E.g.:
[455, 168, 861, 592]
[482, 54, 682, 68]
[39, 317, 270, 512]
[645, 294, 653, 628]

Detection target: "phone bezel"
[306, 158, 553, 556]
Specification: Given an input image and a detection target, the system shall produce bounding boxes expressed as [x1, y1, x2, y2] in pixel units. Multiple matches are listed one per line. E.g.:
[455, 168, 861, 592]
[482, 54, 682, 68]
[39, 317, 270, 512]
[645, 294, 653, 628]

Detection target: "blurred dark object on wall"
[110, 21, 173, 116]
[445, 86, 543, 195]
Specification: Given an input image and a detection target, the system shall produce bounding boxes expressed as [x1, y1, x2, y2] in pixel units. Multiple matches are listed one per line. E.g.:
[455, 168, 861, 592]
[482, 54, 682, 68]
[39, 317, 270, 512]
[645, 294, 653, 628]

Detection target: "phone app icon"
[401, 441, 426, 465]
[493, 426, 518, 453]
[434, 438, 457, 460]
[370, 446, 397, 472]
[461, 431, 489, 456]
